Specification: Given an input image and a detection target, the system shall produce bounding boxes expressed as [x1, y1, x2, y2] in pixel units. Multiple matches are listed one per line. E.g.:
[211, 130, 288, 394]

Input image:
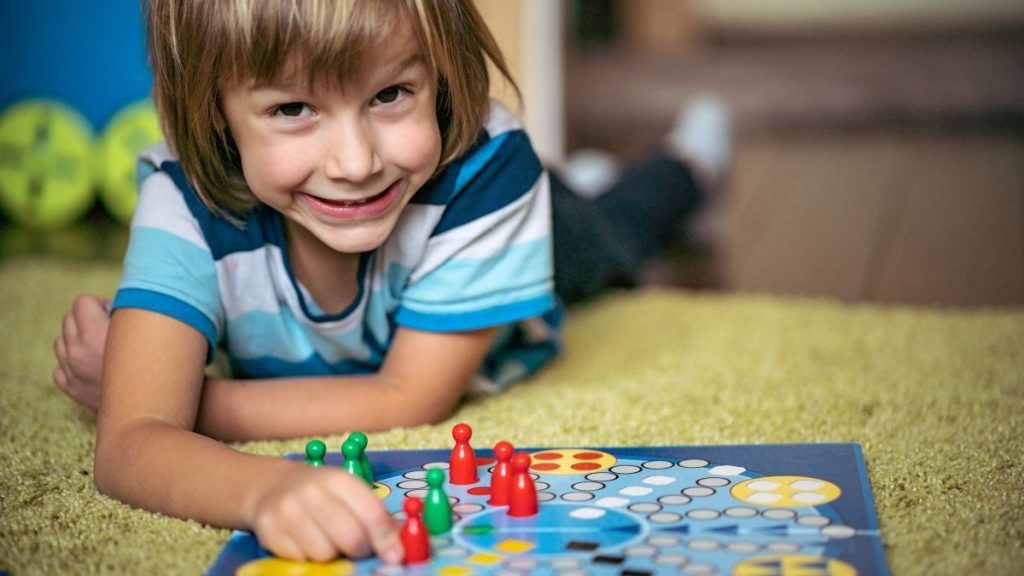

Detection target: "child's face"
[220, 18, 441, 255]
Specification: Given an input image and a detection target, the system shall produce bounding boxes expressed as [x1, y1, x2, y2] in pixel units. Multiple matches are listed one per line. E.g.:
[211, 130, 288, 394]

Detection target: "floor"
[566, 33, 1024, 309]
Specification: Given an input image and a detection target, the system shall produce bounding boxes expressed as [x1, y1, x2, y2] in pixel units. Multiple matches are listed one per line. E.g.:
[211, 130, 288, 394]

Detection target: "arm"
[196, 325, 498, 441]
[95, 309, 402, 563]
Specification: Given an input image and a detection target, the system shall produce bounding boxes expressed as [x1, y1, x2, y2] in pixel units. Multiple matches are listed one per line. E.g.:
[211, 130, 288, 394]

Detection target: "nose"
[323, 118, 382, 182]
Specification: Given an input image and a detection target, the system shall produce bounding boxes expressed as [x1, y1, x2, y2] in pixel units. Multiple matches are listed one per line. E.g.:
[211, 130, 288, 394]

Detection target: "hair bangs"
[222, 0, 417, 90]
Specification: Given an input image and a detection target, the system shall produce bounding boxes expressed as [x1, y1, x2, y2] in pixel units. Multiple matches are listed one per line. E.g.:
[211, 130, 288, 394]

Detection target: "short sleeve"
[395, 129, 555, 332]
[111, 169, 224, 355]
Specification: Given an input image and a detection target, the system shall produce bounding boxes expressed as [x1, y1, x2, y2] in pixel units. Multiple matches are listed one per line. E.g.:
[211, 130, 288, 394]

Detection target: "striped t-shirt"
[113, 101, 562, 393]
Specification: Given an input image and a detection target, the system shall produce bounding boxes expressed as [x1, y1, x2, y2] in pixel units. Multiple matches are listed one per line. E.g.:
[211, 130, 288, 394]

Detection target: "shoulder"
[133, 143, 283, 260]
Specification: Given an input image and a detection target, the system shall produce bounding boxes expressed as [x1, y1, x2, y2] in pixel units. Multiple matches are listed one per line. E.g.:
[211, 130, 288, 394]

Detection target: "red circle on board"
[477, 457, 495, 466]
[574, 452, 604, 460]
[531, 463, 560, 471]
[534, 453, 563, 461]
[467, 486, 491, 496]
[571, 462, 603, 471]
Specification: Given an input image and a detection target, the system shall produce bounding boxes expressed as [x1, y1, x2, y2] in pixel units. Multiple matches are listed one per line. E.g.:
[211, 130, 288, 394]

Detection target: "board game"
[208, 441, 888, 575]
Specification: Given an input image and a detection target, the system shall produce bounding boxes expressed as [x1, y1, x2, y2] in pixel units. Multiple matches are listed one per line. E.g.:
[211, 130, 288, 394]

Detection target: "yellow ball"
[98, 100, 163, 225]
[0, 100, 96, 229]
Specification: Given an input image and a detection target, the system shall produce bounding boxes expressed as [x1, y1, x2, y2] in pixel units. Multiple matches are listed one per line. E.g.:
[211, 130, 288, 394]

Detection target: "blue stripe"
[431, 130, 543, 236]
[112, 288, 219, 360]
[119, 226, 222, 322]
[159, 161, 285, 260]
[395, 293, 555, 332]
[230, 354, 381, 379]
[401, 237, 553, 310]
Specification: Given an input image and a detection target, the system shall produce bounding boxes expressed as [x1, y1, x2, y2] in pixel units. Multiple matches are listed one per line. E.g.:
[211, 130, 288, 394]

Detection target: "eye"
[273, 102, 311, 118]
[372, 86, 409, 106]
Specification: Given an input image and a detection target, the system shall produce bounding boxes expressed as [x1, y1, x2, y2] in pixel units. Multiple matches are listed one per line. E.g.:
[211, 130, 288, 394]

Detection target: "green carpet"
[1, 256, 1022, 575]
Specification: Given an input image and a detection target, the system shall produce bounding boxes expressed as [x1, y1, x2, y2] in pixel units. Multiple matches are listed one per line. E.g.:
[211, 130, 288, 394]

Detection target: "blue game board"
[208, 443, 888, 575]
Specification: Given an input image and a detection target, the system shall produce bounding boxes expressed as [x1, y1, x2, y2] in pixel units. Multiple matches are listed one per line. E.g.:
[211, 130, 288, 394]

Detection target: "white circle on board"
[678, 459, 709, 468]
[570, 507, 606, 520]
[687, 538, 719, 551]
[747, 480, 781, 491]
[726, 541, 760, 554]
[748, 492, 782, 504]
[682, 487, 715, 497]
[686, 509, 721, 521]
[620, 486, 653, 497]
[596, 496, 629, 507]
[821, 525, 857, 539]
[643, 475, 676, 486]
[649, 512, 683, 524]
[708, 465, 746, 475]
[647, 535, 681, 547]
[792, 491, 828, 504]
[610, 465, 642, 474]
[762, 508, 796, 521]
[643, 460, 673, 470]
[724, 506, 758, 518]
[797, 515, 832, 527]
[791, 479, 825, 491]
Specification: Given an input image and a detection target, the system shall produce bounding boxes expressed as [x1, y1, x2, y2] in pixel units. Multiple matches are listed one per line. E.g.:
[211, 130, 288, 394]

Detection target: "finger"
[307, 489, 373, 559]
[278, 496, 339, 562]
[255, 516, 306, 562]
[53, 365, 69, 391]
[325, 475, 401, 563]
[54, 336, 68, 364]
[62, 311, 80, 344]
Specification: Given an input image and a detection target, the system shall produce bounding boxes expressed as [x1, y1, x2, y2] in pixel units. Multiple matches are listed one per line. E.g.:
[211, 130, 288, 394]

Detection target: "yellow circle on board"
[732, 555, 857, 576]
[0, 99, 96, 229]
[372, 481, 391, 499]
[527, 449, 616, 476]
[97, 100, 163, 224]
[236, 557, 356, 576]
[730, 476, 842, 508]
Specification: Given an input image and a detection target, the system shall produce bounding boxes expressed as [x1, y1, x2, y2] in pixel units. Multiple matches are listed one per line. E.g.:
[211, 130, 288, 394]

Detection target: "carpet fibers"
[1, 257, 1022, 575]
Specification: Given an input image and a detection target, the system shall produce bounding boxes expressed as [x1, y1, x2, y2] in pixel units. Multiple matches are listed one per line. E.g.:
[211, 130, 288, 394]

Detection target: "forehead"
[224, 1, 428, 90]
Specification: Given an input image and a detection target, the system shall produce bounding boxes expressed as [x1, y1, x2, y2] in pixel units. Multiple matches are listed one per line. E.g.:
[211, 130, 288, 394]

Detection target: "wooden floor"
[566, 33, 1024, 309]
[719, 130, 1024, 308]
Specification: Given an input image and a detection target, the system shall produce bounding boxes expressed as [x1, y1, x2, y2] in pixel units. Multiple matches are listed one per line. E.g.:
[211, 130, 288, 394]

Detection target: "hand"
[249, 464, 403, 564]
[53, 294, 112, 409]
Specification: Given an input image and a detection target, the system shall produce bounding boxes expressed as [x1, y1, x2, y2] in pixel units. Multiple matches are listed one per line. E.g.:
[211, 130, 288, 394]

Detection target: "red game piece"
[448, 422, 478, 485]
[507, 452, 538, 517]
[400, 497, 430, 564]
[488, 441, 514, 506]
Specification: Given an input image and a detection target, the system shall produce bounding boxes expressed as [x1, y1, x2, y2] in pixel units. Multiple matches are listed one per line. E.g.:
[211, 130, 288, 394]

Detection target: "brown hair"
[146, 0, 517, 217]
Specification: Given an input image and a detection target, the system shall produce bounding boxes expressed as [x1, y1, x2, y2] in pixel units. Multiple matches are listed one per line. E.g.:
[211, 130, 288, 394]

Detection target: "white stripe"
[485, 100, 523, 139]
[409, 177, 551, 283]
[131, 171, 207, 249]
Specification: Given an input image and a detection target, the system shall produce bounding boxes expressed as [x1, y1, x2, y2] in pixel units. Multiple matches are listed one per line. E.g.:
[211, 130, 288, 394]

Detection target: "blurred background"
[2, 0, 1023, 308]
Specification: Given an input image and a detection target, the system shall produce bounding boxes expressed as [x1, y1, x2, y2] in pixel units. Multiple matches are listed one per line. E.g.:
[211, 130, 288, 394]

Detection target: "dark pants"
[550, 153, 703, 305]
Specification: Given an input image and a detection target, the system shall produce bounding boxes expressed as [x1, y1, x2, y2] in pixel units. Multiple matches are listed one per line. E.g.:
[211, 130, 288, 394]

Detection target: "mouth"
[298, 181, 404, 220]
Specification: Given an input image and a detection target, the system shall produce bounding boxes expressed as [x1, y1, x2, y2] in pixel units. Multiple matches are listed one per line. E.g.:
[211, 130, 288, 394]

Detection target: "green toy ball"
[97, 100, 163, 225]
[0, 99, 97, 230]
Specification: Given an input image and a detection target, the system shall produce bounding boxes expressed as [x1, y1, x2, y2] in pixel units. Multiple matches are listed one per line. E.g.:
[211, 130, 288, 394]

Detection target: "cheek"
[386, 120, 442, 174]
[239, 143, 309, 192]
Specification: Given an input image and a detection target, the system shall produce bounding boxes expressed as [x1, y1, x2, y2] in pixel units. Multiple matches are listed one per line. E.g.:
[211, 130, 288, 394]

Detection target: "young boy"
[53, 0, 728, 564]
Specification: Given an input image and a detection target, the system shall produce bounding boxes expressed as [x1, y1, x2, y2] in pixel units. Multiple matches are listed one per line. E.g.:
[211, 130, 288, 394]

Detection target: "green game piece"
[342, 439, 371, 486]
[304, 439, 326, 467]
[348, 432, 373, 484]
[423, 468, 453, 535]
